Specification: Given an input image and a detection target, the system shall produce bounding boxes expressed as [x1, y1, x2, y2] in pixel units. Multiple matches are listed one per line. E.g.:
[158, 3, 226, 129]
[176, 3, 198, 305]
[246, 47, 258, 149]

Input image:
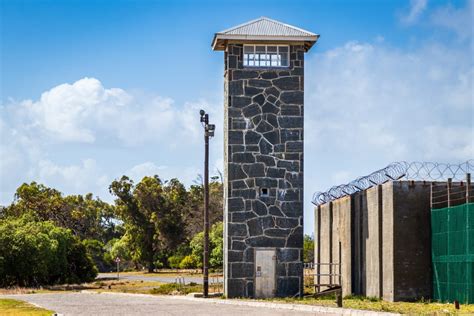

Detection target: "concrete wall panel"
[392, 181, 431, 301]
[332, 196, 352, 296]
[382, 182, 394, 301]
[364, 186, 381, 298]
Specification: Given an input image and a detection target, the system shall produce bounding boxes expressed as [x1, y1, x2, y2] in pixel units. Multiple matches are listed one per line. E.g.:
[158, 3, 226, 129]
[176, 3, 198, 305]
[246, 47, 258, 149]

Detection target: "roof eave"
[212, 34, 320, 51]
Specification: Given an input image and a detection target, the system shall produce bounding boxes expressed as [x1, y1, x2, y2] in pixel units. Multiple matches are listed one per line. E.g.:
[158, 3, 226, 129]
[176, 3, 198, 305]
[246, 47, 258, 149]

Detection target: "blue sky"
[1, 0, 473, 234]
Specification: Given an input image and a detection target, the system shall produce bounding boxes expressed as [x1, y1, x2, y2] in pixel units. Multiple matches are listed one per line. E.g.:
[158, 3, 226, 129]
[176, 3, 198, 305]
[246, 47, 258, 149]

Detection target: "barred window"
[243, 45, 289, 67]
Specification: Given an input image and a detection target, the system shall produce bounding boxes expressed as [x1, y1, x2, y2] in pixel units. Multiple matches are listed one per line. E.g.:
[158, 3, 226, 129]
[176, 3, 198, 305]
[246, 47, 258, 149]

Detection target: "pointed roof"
[212, 17, 319, 51]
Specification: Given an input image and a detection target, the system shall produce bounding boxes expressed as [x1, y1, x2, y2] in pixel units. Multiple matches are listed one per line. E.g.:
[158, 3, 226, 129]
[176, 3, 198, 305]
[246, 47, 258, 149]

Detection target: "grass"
[91, 279, 166, 294]
[0, 298, 54, 316]
[256, 294, 474, 315]
[149, 282, 204, 295]
[92, 279, 221, 296]
[0, 275, 223, 297]
[100, 270, 223, 278]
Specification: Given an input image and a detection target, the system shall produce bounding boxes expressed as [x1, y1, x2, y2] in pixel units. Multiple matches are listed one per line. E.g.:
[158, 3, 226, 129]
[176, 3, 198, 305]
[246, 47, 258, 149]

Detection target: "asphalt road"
[97, 273, 207, 284]
[0, 292, 330, 316]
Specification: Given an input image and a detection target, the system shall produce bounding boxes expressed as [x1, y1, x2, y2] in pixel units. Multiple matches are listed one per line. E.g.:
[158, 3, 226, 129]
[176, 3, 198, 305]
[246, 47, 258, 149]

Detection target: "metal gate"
[255, 248, 276, 298]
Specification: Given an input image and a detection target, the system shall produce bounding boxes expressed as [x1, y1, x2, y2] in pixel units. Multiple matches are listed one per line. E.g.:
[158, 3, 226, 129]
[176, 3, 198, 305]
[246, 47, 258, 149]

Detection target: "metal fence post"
[466, 173, 471, 204]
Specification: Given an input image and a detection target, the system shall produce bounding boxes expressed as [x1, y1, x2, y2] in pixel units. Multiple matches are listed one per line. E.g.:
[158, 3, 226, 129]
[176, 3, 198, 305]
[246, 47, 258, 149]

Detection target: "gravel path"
[0, 292, 330, 316]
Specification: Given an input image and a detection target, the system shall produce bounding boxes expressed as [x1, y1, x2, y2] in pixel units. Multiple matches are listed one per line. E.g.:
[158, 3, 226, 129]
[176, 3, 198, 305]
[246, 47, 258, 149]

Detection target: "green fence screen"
[431, 203, 474, 303]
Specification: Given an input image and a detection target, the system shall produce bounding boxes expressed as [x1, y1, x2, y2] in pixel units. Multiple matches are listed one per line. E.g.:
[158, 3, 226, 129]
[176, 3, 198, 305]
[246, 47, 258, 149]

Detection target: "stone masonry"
[223, 44, 305, 298]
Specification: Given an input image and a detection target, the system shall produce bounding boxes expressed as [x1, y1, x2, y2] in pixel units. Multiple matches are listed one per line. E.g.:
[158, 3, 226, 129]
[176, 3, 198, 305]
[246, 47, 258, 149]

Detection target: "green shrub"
[168, 255, 183, 269]
[83, 239, 113, 272]
[179, 255, 200, 269]
[0, 215, 97, 287]
[154, 261, 164, 269]
[149, 282, 202, 295]
[189, 222, 222, 269]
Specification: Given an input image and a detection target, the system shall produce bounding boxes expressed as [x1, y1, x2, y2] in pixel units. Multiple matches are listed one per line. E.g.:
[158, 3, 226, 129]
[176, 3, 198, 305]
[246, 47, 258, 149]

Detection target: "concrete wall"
[315, 196, 352, 296]
[314, 181, 432, 301]
[392, 181, 431, 301]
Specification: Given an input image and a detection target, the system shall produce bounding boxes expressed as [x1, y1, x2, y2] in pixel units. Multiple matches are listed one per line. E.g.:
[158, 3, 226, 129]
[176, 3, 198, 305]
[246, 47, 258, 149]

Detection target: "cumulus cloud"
[124, 162, 202, 186]
[36, 159, 109, 195]
[399, 0, 428, 24]
[5, 77, 216, 147]
[126, 162, 167, 182]
[13, 78, 130, 143]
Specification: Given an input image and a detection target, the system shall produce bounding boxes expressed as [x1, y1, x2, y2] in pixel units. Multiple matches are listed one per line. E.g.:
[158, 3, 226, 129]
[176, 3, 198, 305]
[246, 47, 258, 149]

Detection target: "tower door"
[255, 248, 276, 298]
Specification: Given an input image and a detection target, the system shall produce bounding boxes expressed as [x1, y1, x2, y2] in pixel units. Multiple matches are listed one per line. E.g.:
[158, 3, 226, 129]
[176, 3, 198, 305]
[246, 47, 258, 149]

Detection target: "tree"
[109, 175, 187, 272]
[303, 234, 315, 263]
[4, 182, 119, 243]
[185, 177, 223, 239]
[0, 215, 97, 287]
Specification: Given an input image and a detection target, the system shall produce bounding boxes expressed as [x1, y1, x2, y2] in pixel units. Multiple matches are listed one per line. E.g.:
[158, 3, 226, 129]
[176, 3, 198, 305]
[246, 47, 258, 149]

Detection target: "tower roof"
[212, 17, 319, 51]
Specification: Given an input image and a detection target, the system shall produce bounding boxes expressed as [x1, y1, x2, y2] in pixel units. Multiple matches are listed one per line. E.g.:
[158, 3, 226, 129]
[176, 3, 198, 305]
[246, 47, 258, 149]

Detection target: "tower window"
[243, 45, 289, 68]
[260, 187, 269, 197]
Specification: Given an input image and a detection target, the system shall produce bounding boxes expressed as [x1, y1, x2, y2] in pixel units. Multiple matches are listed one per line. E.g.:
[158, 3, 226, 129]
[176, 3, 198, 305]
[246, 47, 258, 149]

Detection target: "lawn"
[0, 298, 53, 316]
[92, 279, 220, 295]
[259, 295, 474, 315]
[99, 270, 222, 278]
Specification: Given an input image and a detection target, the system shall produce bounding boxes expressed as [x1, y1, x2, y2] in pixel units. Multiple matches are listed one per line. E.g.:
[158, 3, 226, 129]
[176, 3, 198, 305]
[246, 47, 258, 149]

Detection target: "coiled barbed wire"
[312, 160, 474, 206]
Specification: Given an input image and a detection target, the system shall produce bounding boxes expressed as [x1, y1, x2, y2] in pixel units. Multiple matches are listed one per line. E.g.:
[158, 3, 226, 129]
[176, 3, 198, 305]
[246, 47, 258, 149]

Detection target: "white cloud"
[305, 40, 472, 167]
[430, 1, 474, 40]
[5, 77, 218, 147]
[14, 78, 131, 143]
[124, 162, 202, 186]
[400, 0, 428, 25]
[0, 78, 221, 204]
[36, 159, 109, 194]
[126, 162, 167, 182]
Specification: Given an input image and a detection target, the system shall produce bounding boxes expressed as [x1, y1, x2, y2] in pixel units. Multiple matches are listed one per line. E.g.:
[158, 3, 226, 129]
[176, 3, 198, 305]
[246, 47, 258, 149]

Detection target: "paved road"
[97, 273, 208, 285]
[0, 292, 330, 316]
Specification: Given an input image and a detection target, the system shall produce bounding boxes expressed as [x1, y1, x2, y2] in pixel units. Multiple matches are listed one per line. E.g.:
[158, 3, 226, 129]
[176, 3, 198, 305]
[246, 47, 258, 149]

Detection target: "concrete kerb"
[80, 290, 399, 315]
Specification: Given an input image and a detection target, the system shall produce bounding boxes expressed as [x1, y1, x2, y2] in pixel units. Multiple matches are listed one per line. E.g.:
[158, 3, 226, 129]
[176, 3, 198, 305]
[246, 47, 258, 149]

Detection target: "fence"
[431, 174, 473, 304]
[313, 160, 474, 206]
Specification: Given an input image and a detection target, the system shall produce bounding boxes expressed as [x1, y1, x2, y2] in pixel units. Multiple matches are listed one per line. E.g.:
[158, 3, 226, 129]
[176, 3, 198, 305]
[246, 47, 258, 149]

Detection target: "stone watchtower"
[212, 17, 318, 298]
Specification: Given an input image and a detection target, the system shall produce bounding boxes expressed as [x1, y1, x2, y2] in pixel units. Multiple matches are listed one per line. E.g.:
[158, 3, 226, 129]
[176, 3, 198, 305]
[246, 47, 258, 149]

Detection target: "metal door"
[255, 248, 276, 298]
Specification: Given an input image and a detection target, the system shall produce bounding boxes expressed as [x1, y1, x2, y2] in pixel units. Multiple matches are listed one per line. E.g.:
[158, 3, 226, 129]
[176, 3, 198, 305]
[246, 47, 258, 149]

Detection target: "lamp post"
[200, 109, 215, 298]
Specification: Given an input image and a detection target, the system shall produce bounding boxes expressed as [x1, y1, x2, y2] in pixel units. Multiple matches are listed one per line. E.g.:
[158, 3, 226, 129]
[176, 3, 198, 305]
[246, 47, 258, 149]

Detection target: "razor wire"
[312, 160, 474, 206]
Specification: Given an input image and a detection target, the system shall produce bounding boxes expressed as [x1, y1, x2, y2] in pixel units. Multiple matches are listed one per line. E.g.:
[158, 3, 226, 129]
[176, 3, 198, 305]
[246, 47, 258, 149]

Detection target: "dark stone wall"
[223, 44, 305, 298]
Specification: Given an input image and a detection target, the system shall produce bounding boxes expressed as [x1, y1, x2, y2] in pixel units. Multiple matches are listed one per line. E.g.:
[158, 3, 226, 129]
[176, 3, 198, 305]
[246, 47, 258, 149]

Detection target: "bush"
[149, 282, 202, 295]
[189, 222, 222, 269]
[179, 255, 200, 269]
[0, 215, 97, 287]
[83, 239, 113, 272]
[168, 255, 183, 269]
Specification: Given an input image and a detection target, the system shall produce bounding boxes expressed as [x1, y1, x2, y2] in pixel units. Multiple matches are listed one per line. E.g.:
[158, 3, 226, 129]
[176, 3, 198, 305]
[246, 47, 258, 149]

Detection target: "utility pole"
[200, 109, 215, 298]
